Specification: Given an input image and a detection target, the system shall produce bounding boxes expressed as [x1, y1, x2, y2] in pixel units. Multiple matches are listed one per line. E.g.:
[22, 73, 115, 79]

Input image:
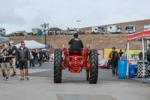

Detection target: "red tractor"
[54, 46, 98, 84]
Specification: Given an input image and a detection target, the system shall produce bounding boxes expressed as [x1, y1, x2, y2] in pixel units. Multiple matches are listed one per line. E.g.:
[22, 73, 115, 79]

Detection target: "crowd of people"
[108, 45, 150, 76]
[0, 40, 50, 81]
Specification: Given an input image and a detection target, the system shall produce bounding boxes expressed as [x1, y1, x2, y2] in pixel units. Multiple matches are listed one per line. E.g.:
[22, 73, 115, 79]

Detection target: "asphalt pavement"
[0, 62, 150, 100]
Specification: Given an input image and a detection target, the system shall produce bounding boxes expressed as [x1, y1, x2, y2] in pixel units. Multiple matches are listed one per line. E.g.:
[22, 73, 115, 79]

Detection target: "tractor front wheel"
[54, 49, 62, 83]
[89, 49, 98, 84]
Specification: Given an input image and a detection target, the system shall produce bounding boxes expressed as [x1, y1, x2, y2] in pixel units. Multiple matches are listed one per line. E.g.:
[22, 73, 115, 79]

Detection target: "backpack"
[112, 51, 119, 61]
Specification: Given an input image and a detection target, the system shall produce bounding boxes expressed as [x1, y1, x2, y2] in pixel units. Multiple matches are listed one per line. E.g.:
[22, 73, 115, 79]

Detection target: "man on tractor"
[68, 33, 83, 52]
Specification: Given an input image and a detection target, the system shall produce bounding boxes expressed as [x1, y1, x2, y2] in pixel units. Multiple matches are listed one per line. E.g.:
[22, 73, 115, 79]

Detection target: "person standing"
[146, 44, 150, 62]
[1, 42, 12, 80]
[119, 49, 124, 58]
[32, 50, 37, 66]
[17, 41, 30, 80]
[29, 50, 34, 68]
[109, 47, 120, 76]
[0, 43, 4, 78]
[10, 41, 18, 77]
[38, 50, 43, 67]
[120, 49, 127, 60]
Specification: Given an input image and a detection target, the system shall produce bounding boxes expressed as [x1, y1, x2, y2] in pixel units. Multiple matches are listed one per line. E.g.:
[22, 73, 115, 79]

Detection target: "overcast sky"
[0, 0, 150, 33]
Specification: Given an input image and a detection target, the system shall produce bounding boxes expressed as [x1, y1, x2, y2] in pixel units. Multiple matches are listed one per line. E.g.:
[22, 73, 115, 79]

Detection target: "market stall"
[127, 30, 150, 78]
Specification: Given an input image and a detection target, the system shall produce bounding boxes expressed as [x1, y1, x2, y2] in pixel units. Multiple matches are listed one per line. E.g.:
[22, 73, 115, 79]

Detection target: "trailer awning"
[127, 30, 150, 40]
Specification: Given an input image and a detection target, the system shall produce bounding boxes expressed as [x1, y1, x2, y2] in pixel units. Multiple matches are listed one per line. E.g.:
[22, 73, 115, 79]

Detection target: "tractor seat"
[69, 50, 82, 55]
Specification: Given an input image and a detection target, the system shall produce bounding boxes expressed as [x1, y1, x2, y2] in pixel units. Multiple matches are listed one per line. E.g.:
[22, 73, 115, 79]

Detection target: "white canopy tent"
[15, 40, 45, 49]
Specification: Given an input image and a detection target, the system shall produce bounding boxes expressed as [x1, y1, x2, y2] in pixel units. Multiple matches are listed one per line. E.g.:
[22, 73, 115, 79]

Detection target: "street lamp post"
[41, 23, 49, 48]
[76, 20, 81, 33]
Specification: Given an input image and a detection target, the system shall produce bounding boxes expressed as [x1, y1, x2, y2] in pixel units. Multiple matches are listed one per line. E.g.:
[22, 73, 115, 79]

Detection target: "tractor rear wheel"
[89, 49, 98, 84]
[54, 49, 62, 83]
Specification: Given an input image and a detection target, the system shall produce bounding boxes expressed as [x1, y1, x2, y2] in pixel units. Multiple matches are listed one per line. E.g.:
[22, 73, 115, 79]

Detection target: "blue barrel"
[118, 60, 128, 79]
[129, 64, 136, 78]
